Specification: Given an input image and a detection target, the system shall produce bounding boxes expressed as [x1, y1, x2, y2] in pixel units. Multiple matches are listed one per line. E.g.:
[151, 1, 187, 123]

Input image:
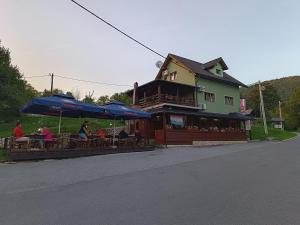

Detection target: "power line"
[69, 0, 202, 77]
[23, 75, 50, 79]
[70, 0, 166, 59]
[55, 74, 132, 87]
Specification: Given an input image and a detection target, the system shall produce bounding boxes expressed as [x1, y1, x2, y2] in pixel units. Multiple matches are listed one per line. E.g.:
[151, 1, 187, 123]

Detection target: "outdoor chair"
[44, 135, 60, 150]
[10, 137, 29, 151]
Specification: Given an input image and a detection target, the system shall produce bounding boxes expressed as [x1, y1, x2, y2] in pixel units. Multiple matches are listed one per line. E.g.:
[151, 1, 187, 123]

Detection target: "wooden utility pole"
[258, 81, 268, 135]
[50, 73, 54, 94]
[279, 100, 283, 130]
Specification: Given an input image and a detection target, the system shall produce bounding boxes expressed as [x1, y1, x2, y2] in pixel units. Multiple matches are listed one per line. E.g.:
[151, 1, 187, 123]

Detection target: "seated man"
[13, 121, 30, 143]
[118, 129, 128, 139]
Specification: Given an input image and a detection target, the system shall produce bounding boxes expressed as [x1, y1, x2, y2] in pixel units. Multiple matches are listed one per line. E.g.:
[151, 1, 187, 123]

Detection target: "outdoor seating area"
[7, 126, 146, 152]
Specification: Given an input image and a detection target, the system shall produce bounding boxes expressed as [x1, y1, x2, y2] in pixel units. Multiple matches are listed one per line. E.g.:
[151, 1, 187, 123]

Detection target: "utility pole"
[279, 100, 283, 130]
[50, 73, 54, 94]
[258, 81, 268, 135]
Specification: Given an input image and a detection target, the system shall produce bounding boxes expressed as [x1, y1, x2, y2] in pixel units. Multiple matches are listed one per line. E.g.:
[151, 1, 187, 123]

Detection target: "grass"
[0, 115, 124, 138]
[0, 149, 7, 161]
[251, 125, 297, 141]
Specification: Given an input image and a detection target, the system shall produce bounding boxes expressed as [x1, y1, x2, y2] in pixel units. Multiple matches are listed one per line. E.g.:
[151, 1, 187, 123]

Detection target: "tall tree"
[284, 86, 300, 130]
[247, 83, 280, 118]
[0, 41, 38, 121]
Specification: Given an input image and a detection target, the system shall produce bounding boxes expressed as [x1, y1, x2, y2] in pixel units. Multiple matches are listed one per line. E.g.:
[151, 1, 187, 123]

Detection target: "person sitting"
[13, 121, 30, 143]
[96, 128, 106, 139]
[42, 126, 53, 142]
[79, 121, 90, 141]
[134, 129, 142, 145]
[118, 129, 128, 139]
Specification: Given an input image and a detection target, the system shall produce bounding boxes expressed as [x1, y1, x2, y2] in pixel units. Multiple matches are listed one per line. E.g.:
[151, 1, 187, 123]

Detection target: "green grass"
[0, 149, 7, 161]
[251, 125, 297, 141]
[0, 115, 124, 138]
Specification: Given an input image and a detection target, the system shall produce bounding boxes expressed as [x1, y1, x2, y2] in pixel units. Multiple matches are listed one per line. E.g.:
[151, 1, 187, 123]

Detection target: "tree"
[284, 86, 300, 130]
[82, 91, 95, 104]
[97, 95, 109, 105]
[110, 91, 131, 105]
[41, 88, 63, 97]
[0, 41, 39, 121]
[247, 83, 280, 118]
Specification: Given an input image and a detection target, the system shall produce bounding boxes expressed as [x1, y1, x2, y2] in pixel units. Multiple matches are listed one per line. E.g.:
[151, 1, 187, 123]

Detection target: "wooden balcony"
[138, 94, 195, 108]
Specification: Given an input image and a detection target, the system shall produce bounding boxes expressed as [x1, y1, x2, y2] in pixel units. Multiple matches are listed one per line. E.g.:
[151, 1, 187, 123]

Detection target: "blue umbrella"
[21, 94, 105, 133]
[102, 101, 151, 119]
[102, 101, 151, 148]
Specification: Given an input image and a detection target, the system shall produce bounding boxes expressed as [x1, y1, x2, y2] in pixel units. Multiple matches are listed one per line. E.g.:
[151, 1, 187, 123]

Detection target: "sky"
[1, 0, 300, 99]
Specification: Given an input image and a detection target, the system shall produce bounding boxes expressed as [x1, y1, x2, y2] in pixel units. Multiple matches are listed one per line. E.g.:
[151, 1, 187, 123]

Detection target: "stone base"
[192, 140, 248, 146]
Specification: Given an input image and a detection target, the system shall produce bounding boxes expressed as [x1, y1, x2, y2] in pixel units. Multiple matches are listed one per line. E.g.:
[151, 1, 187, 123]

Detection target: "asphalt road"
[0, 136, 300, 225]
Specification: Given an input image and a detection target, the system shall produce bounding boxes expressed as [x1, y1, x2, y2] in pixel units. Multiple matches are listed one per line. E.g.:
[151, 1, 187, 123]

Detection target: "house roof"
[156, 54, 247, 87]
[203, 57, 228, 70]
[149, 106, 254, 121]
[271, 117, 285, 122]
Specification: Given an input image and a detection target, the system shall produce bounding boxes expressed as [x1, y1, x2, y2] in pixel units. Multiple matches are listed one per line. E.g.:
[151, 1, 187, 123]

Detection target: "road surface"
[0, 136, 300, 225]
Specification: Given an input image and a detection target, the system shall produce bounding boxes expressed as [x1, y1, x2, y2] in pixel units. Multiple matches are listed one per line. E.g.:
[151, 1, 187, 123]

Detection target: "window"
[225, 96, 234, 105]
[170, 71, 177, 81]
[204, 92, 215, 102]
[216, 69, 221, 75]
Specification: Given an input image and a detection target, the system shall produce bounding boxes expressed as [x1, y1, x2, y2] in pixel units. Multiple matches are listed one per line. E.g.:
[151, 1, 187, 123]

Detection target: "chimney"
[133, 82, 138, 105]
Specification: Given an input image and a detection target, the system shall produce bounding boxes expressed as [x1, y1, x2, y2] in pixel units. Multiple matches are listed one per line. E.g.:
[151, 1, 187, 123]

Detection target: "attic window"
[170, 71, 177, 81]
[216, 69, 221, 75]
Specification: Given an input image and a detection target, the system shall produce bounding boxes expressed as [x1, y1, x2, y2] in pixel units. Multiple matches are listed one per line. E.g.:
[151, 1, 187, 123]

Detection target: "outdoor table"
[87, 135, 101, 148]
[25, 134, 45, 149]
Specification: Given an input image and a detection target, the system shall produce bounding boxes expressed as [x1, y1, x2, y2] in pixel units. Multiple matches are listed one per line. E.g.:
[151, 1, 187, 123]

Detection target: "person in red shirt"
[13, 121, 29, 142]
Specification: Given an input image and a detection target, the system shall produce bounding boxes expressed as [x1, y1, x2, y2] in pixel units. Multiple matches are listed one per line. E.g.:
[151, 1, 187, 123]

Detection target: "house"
[271, 118, 284, 129]
[127, 54, 252, 145]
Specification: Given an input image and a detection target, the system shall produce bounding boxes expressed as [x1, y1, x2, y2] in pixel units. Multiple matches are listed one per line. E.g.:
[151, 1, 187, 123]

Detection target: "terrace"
[128, 80, 196, 109]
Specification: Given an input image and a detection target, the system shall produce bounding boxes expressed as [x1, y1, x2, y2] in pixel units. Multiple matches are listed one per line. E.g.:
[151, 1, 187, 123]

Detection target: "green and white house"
[128, 54, 251, 145]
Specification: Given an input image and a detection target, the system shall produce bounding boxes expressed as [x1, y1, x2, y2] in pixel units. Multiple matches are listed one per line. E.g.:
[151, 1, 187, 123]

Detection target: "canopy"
[102, 101, 151, 119]
[21, 94, 105, 118]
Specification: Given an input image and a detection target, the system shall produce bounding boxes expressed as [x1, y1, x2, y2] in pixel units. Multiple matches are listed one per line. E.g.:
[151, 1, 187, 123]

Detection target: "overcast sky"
[1, 0, 299, 99]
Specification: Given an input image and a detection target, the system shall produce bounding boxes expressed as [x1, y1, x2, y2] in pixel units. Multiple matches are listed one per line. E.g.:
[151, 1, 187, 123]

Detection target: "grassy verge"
[0, 149, 7, 162]
[251, 125, 297, 141]
[0, 115, 124, 138]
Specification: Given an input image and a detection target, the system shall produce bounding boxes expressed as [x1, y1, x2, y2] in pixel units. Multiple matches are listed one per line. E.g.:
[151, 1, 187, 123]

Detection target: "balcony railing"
[138, 94, 195, 108]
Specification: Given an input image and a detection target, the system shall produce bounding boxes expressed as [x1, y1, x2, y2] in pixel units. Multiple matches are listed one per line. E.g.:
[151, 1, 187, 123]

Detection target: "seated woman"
[42, 126, 53, 142]
[79, 121, 90, 141]
[13, 121, 30, 143]
[96, 128, 106, 139]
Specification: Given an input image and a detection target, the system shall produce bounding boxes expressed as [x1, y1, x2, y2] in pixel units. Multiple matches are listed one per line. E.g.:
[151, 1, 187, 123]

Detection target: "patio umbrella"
[102, 101, 151, 147]
[21, 94, 105, 133]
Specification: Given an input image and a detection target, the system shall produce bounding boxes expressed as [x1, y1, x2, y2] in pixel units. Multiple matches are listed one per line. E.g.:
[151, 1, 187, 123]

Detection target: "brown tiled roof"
[168, 54, 247, 87]
[203, 57, 228, 70]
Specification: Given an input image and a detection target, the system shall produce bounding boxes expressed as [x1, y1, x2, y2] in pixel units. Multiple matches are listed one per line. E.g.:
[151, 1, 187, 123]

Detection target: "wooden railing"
[138, 94, 195, 108]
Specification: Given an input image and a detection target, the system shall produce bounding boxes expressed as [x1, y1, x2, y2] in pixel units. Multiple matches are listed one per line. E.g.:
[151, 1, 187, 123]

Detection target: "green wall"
[209, 63, 223, 77]
[196, 77, 240, 113]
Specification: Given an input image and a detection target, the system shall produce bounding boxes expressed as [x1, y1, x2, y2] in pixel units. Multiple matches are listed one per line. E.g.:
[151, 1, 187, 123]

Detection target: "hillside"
[240, 76, 300, 102]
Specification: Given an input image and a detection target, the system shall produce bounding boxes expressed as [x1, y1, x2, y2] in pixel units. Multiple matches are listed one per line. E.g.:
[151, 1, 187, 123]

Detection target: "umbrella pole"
[58, 110, 62, 134]
[112, 117, 117, 149]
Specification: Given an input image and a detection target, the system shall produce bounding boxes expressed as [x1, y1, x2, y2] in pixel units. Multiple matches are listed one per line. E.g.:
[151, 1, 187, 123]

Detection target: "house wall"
[196, 77, 240, 113]
[165, 59, 196, 86]
[209, 63, 223, 77]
